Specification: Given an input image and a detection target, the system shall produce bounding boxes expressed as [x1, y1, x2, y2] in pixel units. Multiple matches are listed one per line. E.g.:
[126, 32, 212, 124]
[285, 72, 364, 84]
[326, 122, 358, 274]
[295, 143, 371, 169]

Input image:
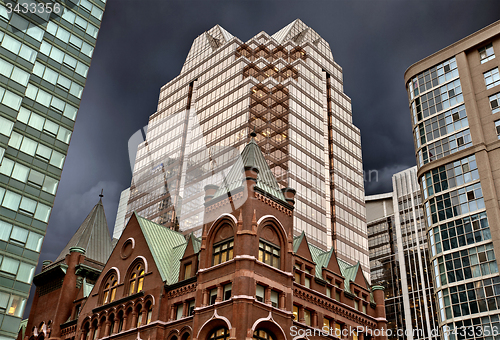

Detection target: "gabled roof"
[56, 198, 113, 264]
[271, 19, 321, 45]
[134, 213, 187, 285]
[212, 137, 286, 202]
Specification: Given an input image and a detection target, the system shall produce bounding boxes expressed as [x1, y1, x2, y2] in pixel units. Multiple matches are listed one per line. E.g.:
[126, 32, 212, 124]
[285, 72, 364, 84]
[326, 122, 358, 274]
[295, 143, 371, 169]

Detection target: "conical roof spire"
[55, 196, 113, 264]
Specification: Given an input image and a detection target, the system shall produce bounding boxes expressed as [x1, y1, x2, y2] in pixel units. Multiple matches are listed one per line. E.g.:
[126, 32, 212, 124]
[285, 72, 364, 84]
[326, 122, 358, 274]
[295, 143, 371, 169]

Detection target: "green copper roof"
[212, 138, 286, 202]
[55, 198, 113, 265]
[135, 213, 187, 284]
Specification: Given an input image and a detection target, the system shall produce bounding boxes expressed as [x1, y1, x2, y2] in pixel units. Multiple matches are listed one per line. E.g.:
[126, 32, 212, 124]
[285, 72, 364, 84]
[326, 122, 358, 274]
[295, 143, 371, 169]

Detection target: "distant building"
[23, 196, 112, 340]
[404, 20, 500, 338]
[366, 167, 438, 340]
[124, 20, 370, 276]
[113, 188, 130, 240]
[24, 138, 387, 340]
[0, 1, 106, 337]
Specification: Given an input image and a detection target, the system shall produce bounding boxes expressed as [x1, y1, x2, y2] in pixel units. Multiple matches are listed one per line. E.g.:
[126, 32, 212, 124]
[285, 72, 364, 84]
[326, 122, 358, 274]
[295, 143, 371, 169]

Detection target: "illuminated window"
[128, 263, 145, 295]
[146, 305, 152, 324]
[258, 239, 280, 269]
[323, 318, 330, 330]
[213, 238, 234, 265]
[208, 328, 230, 340]
[253, 329, 275, 339]
[293, 305, 298, 320]
[101, 274, 117, 305]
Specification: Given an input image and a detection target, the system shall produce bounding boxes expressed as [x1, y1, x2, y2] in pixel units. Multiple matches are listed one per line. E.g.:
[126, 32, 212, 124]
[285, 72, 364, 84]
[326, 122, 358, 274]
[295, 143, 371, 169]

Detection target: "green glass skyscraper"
[0, 1, 105, 338]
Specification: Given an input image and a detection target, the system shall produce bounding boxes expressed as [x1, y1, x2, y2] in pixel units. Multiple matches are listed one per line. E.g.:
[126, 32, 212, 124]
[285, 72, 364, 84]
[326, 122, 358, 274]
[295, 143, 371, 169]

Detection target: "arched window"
[145, 301, 153, 325]
[117, 311, 124, 333]
[208, 328, 230, 340]
[81, 322, 90, 340]
[108, 314, 115, 336]
[101, 274, 117, 305]
[135, 304, 143, 328]
[128, 264, 145, 295]
[91, 320, 98, 340]
[253, 329, 275, 340]
[180, 333, 191, 340]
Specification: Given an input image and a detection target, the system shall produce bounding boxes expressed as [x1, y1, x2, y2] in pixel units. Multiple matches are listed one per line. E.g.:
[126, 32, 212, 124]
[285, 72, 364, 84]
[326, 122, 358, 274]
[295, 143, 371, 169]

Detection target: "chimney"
[281, 187, 296, 205]
[204, 184, 219, 202]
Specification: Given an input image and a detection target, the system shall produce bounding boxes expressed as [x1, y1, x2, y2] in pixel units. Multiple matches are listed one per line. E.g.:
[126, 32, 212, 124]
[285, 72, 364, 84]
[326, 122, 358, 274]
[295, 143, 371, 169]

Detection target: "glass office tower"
[0, 1, 105, 338]
[405, 21, 500, 339]
[366, 167, 438, 340]
[124, 20, 370, 276]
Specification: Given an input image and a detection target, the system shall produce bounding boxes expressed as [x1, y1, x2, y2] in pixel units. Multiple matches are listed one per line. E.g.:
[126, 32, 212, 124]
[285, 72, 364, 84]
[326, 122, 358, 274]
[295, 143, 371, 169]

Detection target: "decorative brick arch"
[206, 215, 237, 266]
[257, 215, 289, 269]
[196, 310, 232, 340]
[251, 312, 287, 340]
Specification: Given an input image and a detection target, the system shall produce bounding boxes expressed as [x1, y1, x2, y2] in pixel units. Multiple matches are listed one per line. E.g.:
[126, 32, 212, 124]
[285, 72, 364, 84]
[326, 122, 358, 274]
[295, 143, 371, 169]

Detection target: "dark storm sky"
[24, 0, 500, 316]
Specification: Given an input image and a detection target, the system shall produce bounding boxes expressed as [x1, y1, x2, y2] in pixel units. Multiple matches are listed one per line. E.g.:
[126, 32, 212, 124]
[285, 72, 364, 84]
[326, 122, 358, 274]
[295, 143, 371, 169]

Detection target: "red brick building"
[23, 138, 387, 340]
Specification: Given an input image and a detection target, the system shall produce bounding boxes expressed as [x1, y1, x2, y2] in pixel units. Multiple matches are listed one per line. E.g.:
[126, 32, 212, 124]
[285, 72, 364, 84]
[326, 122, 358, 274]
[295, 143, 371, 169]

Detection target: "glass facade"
[367, 167, 438, 340]
[0, 1, 105, 338]
[123, 20, 370, 275]
[406, 32, 500, 339]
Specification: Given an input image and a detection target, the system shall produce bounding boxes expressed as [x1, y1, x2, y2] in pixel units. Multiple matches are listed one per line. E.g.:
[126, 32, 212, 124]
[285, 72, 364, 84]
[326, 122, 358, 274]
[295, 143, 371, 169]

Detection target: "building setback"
[404, 20, 500, 339]
[0, 1, 105, 338]
[121, 20, 369, 277]
[366, 167, 438, 340]
[23, 138, 388, 340]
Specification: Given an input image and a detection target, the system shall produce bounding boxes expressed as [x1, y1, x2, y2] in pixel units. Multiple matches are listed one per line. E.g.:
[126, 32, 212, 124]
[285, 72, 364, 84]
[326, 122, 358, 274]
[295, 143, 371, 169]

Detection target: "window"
[479, 44, 495, 64]
[362, 303, 367, 313]
[209, 288, 217, 305]
[258, 239, 280, 269]
[323, 317, 330, 330]
[354, 299, 359, 310]
[188, 300, 195, 316]
[102, 274, 117, 305]
[208, 328, 230, 340]
[270, 290, 279, 308]
[128, 263, 145, 295]
[212, 238, 233, 265]
[303, 309, 311, 326]
[176, 304, 183, 320]
[353, 331, 359, 340]
[184, 263, 192, 280]
[294, 264, 301, 283]
[223, 283, 232, 301]
[292, 305, 298, 321]
[256, 284, 265, 302]
[253, 329, 275, 339]
[484, 68, 500, 89]
[490, 93, 500, 114]
[334, 323, 342, 337]
[496, 120, 500, 139]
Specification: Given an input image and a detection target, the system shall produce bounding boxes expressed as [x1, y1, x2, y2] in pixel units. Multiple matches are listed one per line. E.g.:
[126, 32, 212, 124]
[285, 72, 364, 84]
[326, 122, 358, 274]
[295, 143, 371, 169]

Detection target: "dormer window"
[213, 238, 234, 265]
[258, 239, 280, 269]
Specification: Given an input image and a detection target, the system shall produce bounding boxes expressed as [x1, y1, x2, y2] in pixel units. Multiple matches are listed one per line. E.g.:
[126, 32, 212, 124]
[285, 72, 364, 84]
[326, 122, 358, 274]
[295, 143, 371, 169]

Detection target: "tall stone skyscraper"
[0, 1, 105, 338]
[405, 21, 500, 339]
[124, 20, 369, 275]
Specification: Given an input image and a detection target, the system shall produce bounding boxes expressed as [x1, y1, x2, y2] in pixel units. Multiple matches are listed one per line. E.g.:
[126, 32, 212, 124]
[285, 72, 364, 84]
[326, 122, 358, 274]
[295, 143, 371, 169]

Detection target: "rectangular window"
[303, 309, 311, 326]
[256, 284, 265, 302]
[479, 44, 495, 64]
[484, 68, 500, 89]
[270, 290, 279, 308]
[326, 286, 331, 298]
[304, 276, 310, 288]
[362, 303, 367, 313]
[175, 304, 183, 320]
[293, 305, 298, 321]
[189, 300, 195, 316]
[184, 263, 192, 280]
[209, 288, 217, 305]
[323, 318, 330, 330]
[212, 238, 234, 265]
[223, 283, 232, 301]
[490, 93, 500, 114]
[258, 239, 280, 269]
[354, 300, 359, 310]
[496, 120, 500, 139]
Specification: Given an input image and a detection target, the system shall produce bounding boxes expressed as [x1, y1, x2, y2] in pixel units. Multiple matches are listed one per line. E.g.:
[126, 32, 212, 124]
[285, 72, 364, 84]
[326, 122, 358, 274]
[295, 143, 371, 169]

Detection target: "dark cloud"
[24, 0, 500, 316]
